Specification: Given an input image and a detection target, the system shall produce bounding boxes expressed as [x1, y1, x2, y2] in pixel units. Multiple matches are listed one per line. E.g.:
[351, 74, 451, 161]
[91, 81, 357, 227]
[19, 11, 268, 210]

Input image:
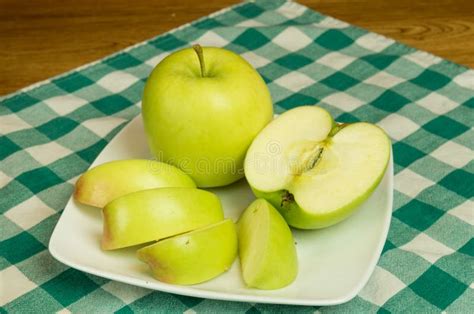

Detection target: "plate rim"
[49, 116, 394, 306]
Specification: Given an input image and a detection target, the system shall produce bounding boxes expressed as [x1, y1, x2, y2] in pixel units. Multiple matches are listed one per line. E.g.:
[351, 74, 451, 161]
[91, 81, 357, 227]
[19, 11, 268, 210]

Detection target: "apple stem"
[281, 191, 294, 207]
[329, 123, 349, 137]
[192, 44, 206, 77]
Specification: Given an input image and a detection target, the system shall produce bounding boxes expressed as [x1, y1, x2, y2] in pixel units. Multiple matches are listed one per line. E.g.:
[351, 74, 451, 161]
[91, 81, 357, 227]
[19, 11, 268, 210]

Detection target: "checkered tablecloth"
[1, 0, 473, 312]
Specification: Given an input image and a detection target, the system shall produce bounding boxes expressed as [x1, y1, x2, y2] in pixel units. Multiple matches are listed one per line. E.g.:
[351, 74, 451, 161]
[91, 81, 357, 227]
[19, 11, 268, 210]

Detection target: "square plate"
[49, 115, 393, 306]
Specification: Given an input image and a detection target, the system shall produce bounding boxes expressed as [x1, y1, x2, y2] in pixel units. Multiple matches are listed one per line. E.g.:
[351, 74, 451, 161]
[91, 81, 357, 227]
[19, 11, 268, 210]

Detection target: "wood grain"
[1, 0, 473, 96]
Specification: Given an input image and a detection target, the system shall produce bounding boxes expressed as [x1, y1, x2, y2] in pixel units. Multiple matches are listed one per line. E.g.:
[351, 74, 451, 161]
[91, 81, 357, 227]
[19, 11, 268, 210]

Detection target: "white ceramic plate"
[49, 115, 393, 306]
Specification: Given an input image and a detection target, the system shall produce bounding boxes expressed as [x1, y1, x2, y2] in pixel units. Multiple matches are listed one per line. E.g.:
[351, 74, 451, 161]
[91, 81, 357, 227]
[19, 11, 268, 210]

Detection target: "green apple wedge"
[238, 199, 298, 290]
[142, 45, 273, 188]
[137, 219, 237, 285]
[74, 159, 196, 208]
[102, 187, 223, 250]
[244, 106, 391, 229]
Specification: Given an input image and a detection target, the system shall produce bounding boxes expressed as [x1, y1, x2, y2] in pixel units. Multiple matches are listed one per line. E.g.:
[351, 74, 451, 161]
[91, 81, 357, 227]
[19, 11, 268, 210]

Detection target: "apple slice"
[137, 219, 237, 285]
[238, 199, 297, 290]
[244, 106, 391, 229]
[74, 159, 196, 208]
[102, 187, 223, 250]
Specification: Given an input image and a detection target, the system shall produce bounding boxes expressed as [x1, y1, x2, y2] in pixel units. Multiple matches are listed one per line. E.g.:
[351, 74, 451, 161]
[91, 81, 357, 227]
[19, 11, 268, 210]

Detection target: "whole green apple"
[244, 106, 391, 229]
[142, 45, 273, 187]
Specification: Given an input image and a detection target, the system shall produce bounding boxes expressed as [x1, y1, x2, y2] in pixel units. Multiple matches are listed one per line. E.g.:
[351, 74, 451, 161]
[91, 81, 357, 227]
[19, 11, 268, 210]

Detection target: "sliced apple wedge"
[245, 106, 391, 229]
[238, 199, 297, 290]
[74, 159, 196, 208]
[137, 219, 237, 285]
[102, 187, 223, 250]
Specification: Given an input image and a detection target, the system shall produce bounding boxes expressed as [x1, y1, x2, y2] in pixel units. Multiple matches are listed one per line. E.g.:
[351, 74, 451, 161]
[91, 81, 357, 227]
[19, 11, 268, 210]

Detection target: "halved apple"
[238, 199, 297, 290]
[74, 159, 196, 208]
[102, 187, 223, 250]
[137, 219, 237, 285]
[244, 106, 391, 229]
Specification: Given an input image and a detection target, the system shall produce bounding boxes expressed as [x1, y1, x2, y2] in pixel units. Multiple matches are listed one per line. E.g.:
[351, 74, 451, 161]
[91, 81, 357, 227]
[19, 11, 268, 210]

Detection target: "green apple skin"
[238, 199, 297, 290]
[142, 46, 273, 188]
[251, 172, 385, 229]
[74, 159, 196, 208]
[102, 187, 223, 250]
[137, 219, 237, 285]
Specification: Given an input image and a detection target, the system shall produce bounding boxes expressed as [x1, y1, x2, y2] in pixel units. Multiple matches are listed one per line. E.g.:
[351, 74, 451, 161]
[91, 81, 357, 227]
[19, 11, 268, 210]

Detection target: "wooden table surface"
[1, 0, 473, 96]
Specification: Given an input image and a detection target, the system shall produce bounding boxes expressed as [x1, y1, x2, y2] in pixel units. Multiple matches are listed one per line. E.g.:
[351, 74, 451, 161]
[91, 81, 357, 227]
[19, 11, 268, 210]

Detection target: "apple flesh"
[244, 106, 391, 229]
[142, 45, 273, 188]
[102, 187, 223, 250]
[74, 159, 196, 208]
[137, 219, 237, 285]
[238, 199, 297, 290]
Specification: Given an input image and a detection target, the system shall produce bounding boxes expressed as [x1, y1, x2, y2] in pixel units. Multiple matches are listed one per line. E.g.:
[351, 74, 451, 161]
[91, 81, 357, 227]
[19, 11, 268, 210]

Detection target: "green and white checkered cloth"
[1, 0, 473, 312]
